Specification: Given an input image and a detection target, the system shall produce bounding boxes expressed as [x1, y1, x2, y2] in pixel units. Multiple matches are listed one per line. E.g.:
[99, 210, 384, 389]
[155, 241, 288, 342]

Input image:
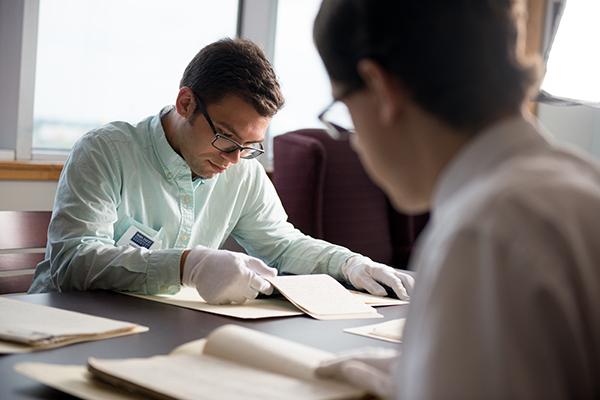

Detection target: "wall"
[538, 104, 600, 159]
[0, 181, 57, 211]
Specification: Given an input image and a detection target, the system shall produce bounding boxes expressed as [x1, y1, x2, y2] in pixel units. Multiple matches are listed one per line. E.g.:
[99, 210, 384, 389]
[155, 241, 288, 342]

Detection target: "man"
[29, 38, 414, 305]
[313, 0, 600, 398]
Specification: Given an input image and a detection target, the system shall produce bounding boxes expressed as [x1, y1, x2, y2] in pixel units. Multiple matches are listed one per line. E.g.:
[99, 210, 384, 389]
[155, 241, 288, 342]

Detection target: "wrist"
[180, 250, 191, 282]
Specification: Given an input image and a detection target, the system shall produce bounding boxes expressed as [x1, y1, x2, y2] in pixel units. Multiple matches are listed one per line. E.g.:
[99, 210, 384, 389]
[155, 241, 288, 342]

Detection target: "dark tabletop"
[0, 291, 408, 399]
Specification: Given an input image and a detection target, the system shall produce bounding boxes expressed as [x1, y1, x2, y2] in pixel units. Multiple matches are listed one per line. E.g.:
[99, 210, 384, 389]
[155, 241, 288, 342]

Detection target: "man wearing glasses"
[29, 38, 414, 305]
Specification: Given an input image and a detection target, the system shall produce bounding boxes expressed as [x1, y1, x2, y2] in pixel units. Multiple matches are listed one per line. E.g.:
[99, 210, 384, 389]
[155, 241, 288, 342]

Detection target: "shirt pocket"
[114, 215, 164, 250]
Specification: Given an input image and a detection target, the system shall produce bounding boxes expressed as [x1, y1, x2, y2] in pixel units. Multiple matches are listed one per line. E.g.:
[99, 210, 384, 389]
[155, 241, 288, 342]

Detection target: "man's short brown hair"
[180, 38, 284, 118]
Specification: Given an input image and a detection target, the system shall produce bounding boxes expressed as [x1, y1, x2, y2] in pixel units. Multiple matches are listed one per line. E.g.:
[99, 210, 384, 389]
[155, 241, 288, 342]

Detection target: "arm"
[231, 164, 356, 281]
[43, 134, 181, 294]
[397, 220, 576, 399]
[230, 164, 414, 299]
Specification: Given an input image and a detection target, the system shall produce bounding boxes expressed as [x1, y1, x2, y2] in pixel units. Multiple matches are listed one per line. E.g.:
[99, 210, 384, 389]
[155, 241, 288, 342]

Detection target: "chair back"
[273, 129, 428, 268]
[0, 211, 51, 294]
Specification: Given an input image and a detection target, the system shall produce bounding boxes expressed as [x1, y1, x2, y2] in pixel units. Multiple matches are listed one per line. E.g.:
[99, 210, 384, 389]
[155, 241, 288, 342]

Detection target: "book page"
[0, 297, 147, 352]
[203, 324, 331, 381]
[125, 287, 303, 319]
[267, 275, 382, 320]
[15, 325, 364, 400]
[344, 318, 406, 343]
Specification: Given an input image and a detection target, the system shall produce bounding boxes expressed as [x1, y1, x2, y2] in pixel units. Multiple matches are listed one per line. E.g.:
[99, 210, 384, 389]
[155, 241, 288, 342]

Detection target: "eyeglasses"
[195, 96, 264, 159]
[318, 85, 362, 140]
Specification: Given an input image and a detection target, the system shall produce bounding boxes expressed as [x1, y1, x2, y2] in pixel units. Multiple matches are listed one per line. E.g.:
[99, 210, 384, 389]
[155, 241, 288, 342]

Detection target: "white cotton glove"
[342, 255, 414, 300]
[182, 246, 277, 305]
[316, 347, 399, 399]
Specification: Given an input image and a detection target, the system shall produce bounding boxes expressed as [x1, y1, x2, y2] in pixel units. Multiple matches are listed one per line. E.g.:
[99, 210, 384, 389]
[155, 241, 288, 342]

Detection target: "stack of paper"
[16, 324, 365, 400]
[0, 297, 148, 353]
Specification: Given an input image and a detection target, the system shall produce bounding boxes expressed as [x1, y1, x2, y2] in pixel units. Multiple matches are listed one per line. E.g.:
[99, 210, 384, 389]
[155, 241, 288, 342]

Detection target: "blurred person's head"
[314, 0, 540, 212]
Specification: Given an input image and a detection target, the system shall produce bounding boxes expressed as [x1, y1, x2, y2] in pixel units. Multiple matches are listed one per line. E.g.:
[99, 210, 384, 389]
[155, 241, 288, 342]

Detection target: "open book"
[0, 297, 147, 354]
[16, 324, 365, 400]
[128, 274, 403, 320]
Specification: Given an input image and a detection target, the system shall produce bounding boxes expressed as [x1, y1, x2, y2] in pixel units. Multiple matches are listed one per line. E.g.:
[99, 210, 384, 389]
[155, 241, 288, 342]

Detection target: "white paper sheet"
[344, 318, 406, 343]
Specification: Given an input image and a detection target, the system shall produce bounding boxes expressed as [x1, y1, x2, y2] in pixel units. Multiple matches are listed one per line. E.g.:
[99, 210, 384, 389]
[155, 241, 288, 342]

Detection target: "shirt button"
[180, 233, 190, 242]
[182, 195, 192, 205]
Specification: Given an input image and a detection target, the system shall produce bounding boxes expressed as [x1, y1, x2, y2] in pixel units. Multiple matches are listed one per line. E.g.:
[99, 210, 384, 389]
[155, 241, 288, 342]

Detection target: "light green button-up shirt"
[29, 107, 356, 294]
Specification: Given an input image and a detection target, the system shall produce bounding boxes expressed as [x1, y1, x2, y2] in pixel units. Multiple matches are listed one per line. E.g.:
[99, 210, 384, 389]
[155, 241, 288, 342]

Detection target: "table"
[0, 291, 408, 399]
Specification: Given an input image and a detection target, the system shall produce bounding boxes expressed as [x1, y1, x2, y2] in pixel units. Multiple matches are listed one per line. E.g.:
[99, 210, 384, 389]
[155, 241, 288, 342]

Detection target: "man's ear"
[356, 59, 405, 125]
[175, 87, 196, 119]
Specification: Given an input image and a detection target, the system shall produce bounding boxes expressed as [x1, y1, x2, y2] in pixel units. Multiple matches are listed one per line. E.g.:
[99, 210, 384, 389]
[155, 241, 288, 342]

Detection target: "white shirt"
[397, 115, 600, 399]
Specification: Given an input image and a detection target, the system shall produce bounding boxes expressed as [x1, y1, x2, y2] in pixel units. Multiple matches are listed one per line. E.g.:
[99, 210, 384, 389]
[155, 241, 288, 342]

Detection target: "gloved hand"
[182, 246, 277, 305]
[316, 347, 399, 399]
[342, 255, 414, 300]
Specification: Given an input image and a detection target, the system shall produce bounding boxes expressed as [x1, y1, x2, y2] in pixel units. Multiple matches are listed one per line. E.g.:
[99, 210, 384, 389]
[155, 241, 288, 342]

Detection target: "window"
[541, 0, 600, 104]
[270, 0, 331, 137]
[33, 0, 238, 152]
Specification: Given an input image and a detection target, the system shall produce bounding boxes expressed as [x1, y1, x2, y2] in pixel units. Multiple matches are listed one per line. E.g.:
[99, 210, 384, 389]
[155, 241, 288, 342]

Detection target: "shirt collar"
[433, 114, 549, 211]
[150, 106, 196, 182]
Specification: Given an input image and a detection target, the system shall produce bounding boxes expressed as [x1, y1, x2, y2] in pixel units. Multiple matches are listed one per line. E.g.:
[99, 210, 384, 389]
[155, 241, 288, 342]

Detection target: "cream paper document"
[0, 297, 147, 354]
[127, 274, 393, 320]
[16, 324, 364, 400]
[344, 318, 406, 343]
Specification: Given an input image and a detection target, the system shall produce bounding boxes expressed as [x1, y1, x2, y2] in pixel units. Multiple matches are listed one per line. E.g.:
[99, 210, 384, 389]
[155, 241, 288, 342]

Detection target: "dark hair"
[180, 38, 284, 117]
[314, 0, 540, 132]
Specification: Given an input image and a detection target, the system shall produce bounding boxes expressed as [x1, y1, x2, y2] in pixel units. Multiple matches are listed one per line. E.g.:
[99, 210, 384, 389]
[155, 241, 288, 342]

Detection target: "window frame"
[0, 0, 279, 171]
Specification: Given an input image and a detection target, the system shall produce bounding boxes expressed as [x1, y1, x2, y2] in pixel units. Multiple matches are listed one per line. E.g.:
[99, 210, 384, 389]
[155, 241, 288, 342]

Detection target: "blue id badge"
[116, 225, 161, 250]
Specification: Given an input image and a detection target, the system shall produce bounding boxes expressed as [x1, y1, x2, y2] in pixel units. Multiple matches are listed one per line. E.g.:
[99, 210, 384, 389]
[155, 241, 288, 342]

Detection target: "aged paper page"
[267, 275, 382, 320]
[203, 325, 331, 381]
[0, 326, 148, 354]
[344, 318, 406, 343]
[88, 352, 361, 400]
[15, 325, 364, 400]
[15, 362, 143, 400]
[125, 287, 303, 319]
[0, 297, 147, 353]
[348, 290, 410, 306]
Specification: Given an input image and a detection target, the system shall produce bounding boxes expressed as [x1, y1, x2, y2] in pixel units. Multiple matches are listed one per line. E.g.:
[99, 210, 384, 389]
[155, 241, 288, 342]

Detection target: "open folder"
[16, 324, 365, 400]
[0, 297, 148, 354]
[128, 274, 400, 320]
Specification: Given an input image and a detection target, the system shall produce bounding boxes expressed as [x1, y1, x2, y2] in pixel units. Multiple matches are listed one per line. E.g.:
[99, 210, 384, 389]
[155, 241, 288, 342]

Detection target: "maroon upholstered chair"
[0, 211, 51, 294]
[273, 129, 428, 269]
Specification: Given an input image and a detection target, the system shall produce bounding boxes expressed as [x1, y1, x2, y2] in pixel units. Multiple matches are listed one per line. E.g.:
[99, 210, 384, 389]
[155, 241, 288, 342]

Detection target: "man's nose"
[222, 149, 241, 164]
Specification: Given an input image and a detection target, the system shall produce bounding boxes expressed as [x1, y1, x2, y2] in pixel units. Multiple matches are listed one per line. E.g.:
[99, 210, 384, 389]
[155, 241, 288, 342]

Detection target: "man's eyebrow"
[215, 120, 263, 145]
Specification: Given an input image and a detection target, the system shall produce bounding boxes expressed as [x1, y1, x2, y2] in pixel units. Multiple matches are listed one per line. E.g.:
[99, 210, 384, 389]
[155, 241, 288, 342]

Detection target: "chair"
[0, 211, 51, 294]
[273, 129, 428, 268]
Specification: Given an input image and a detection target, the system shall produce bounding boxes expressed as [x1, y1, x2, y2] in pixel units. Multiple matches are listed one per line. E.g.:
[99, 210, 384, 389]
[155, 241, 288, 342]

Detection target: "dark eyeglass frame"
[317, 84, 363, 140]
[194, 95, 264, 160]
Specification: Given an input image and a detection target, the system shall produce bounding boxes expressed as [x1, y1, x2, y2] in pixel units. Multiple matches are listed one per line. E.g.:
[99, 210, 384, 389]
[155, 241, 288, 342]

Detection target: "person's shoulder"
[452, 147, 600, 238]
[73, 120, 138, 153]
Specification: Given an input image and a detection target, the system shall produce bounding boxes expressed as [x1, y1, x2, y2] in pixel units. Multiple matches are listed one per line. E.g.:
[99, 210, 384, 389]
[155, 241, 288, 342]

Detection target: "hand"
[342, 256, 414, 300]
[316, 347, 399, 398]
[182, 246, 277, 305]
